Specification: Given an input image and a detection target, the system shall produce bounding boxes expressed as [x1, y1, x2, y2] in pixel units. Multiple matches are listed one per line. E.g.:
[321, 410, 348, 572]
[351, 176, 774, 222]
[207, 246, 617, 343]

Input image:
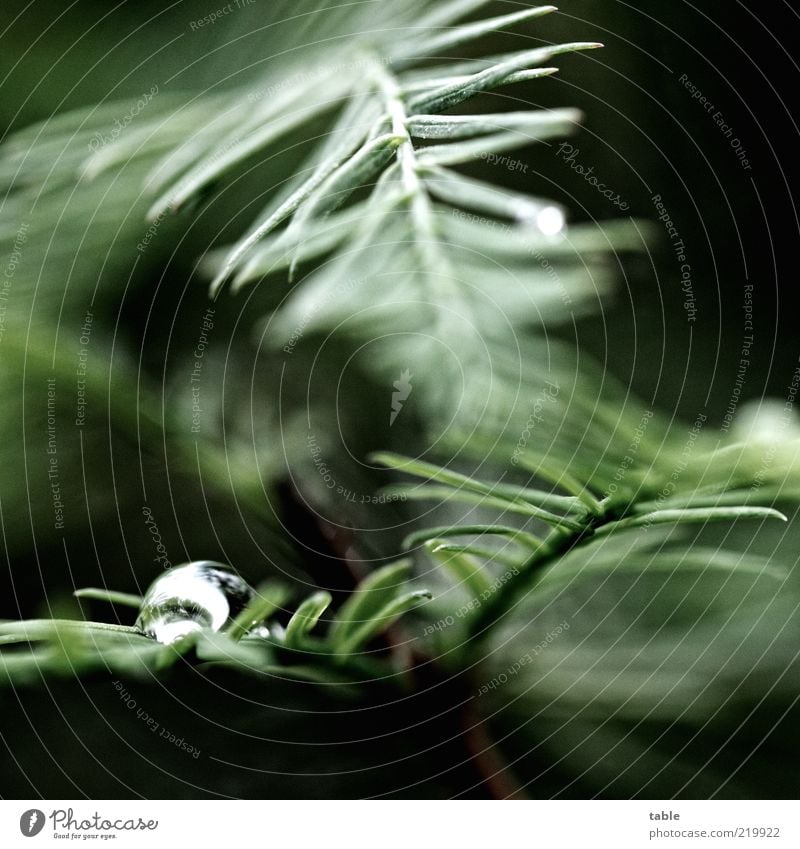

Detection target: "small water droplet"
[135, 561, 258, 645]
[535, 206, 565, 236]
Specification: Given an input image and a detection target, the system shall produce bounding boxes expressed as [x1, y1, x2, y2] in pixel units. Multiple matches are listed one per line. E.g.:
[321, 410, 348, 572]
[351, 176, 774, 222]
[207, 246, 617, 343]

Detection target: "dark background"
[2, 0, 800, 801]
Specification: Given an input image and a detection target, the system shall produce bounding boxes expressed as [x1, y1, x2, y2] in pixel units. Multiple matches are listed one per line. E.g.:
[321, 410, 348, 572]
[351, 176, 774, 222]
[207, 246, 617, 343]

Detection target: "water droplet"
[535, 206, 565, 236]
[516, 202, 566, 236]
[135, 561, 259, 645]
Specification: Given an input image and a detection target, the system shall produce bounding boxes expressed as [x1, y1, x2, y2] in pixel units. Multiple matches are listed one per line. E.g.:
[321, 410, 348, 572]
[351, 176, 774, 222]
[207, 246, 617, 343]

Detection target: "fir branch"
[376, 451, 793, 645]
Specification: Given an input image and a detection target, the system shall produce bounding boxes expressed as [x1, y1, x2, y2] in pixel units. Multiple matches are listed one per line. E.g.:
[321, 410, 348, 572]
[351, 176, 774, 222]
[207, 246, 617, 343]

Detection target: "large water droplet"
[135, 561, 257, 645]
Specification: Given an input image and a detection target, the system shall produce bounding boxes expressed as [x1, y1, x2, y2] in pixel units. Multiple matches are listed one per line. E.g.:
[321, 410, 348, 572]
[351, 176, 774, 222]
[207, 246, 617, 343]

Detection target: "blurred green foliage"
[1, 0, 798, 799]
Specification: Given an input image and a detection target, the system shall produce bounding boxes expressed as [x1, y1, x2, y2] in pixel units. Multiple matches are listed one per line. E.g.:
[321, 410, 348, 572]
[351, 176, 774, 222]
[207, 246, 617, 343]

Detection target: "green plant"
[1, 0, 799, 799]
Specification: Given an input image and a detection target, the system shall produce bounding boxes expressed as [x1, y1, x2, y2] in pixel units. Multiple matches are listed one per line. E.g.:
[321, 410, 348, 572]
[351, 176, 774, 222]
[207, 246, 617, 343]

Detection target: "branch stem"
[371, 59, 454, 279]
[466, 523, 599, 641]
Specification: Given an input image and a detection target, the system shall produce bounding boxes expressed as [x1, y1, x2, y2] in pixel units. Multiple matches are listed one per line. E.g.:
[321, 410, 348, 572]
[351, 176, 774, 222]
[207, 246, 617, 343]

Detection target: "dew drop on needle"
[135, 561, 259, 644]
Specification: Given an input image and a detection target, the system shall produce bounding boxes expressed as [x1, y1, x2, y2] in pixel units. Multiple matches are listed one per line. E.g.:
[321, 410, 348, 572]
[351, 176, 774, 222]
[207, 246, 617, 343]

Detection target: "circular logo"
[19, 810, 45, 837]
